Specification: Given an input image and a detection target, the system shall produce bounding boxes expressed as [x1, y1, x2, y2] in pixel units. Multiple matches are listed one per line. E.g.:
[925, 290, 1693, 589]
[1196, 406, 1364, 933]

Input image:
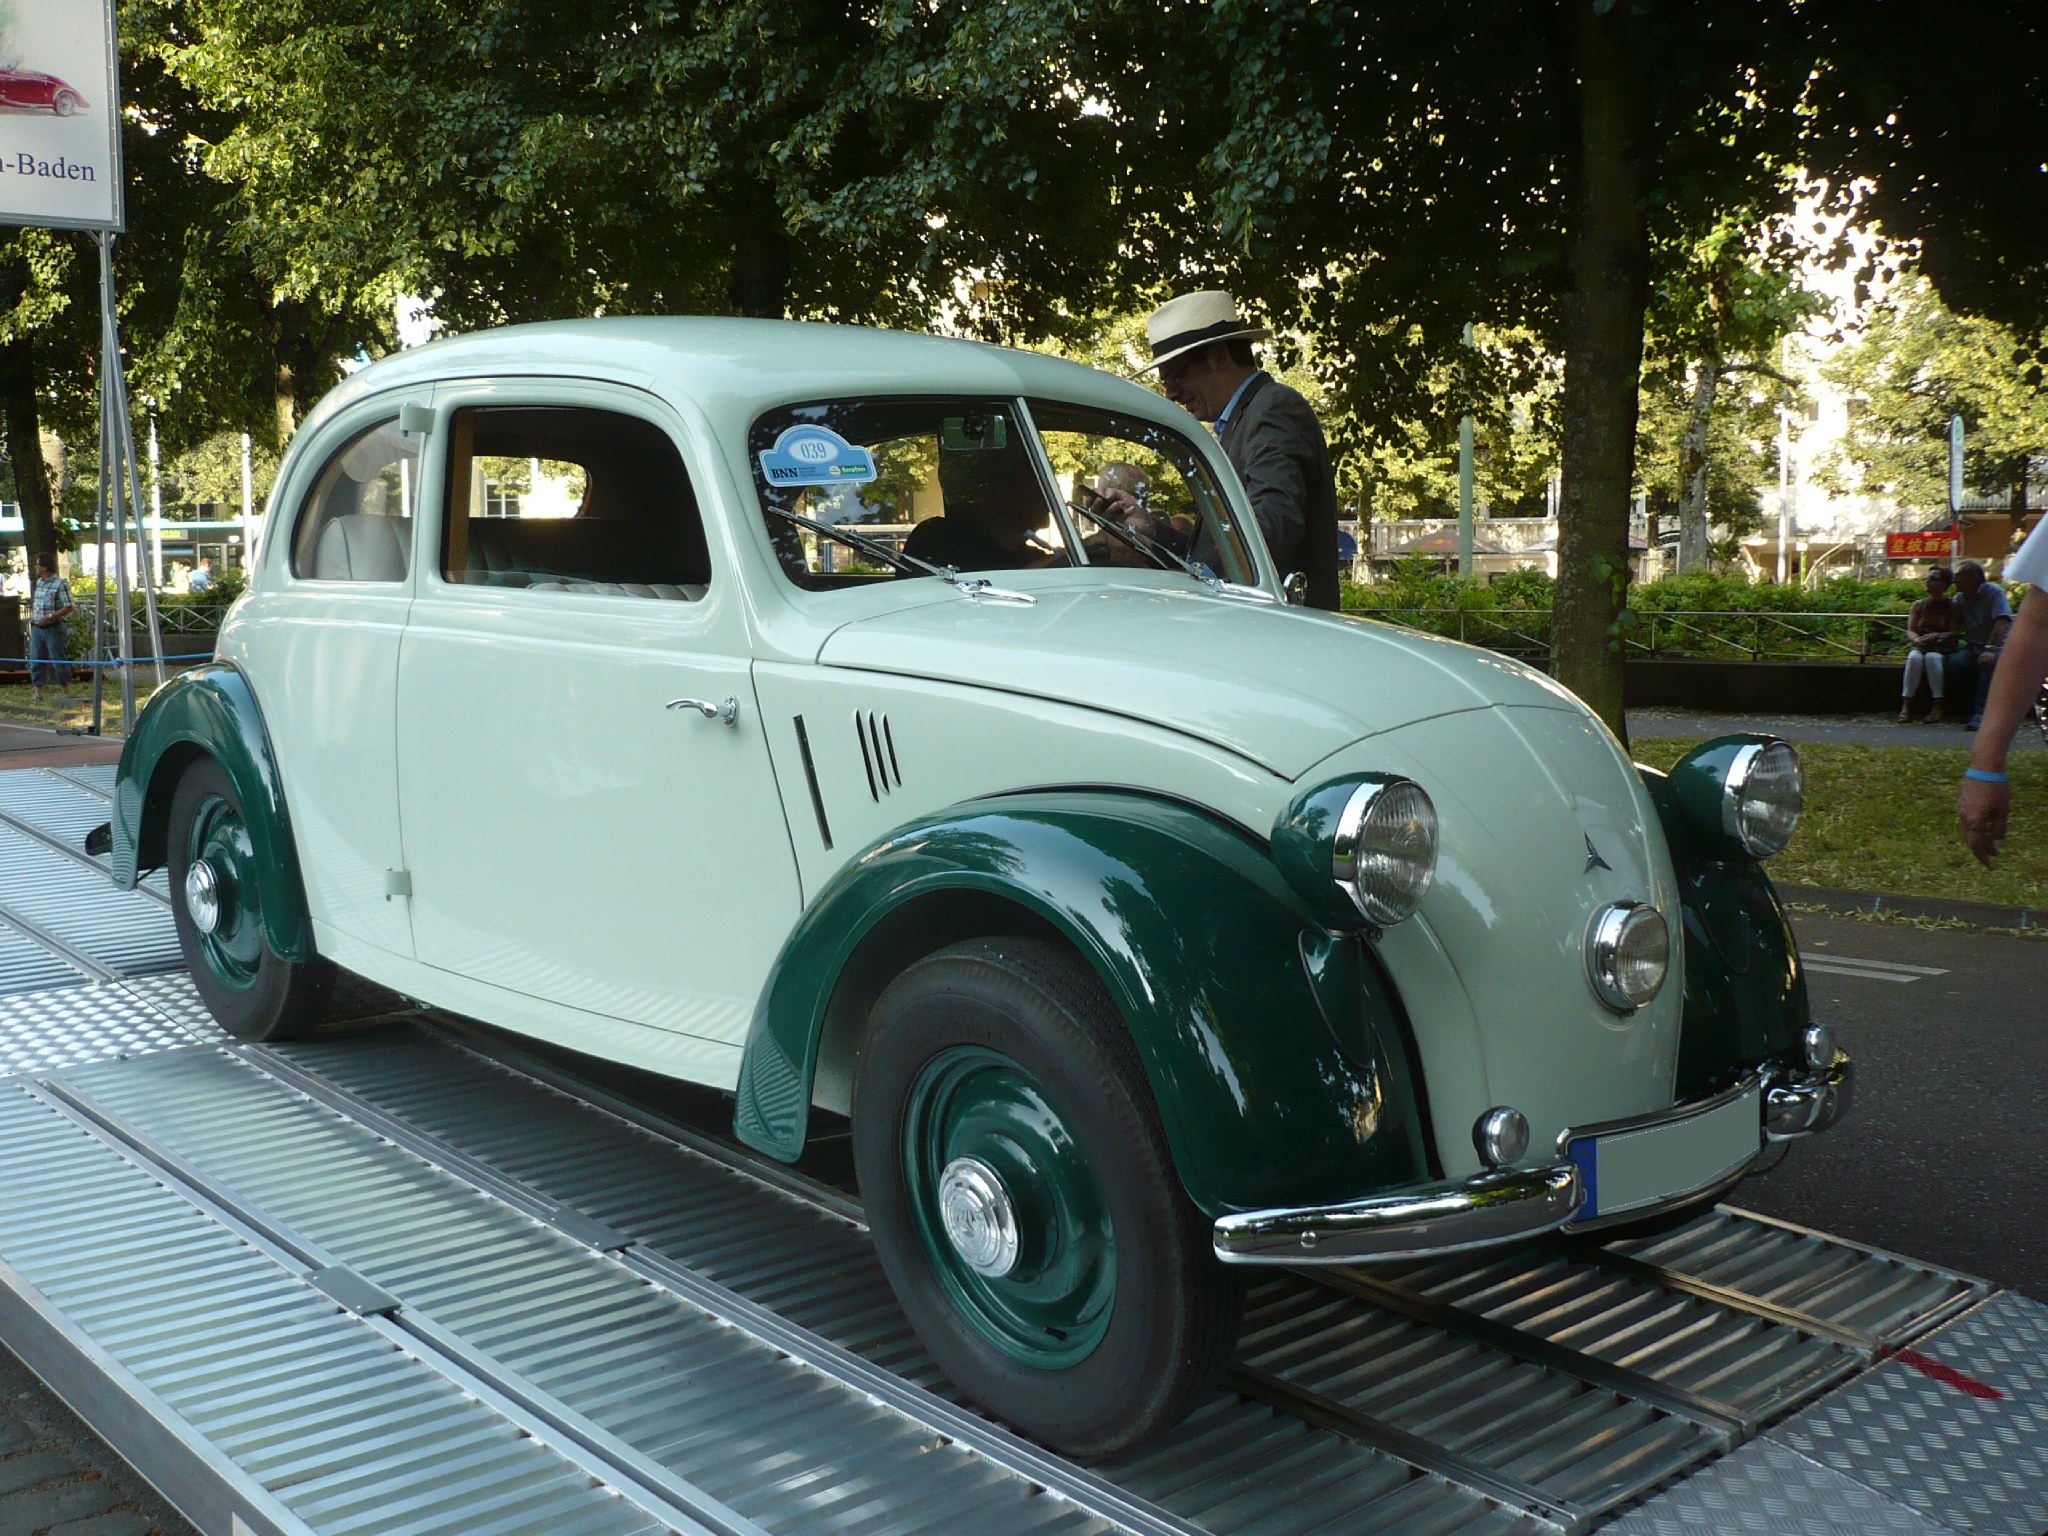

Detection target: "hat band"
[1150, 316, 1257, 361]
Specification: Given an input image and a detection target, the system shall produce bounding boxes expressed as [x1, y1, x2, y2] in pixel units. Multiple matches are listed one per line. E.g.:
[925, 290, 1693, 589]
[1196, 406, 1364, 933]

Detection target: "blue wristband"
[1966, 768, 2010, 784]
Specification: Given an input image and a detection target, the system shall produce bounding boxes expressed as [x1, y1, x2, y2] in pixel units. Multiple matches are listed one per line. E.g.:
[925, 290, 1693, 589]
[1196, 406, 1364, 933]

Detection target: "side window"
[291, 419, 418, 582]
[441, 405, 710, 600]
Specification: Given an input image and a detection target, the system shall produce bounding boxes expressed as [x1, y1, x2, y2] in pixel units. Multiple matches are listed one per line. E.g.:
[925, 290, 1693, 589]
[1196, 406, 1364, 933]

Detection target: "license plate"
[1567, 1084, 1761, 1221]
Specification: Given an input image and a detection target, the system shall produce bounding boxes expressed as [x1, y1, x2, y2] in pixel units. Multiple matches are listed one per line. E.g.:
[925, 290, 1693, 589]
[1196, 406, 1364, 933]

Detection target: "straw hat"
[1139, 291, 1272, 372]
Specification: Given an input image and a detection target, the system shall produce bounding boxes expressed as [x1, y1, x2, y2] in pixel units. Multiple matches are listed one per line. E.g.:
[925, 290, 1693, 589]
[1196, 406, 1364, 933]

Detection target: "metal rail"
[1358, 607, 1917, 664]
[34, 1072, 754, 1536]
[0, 802, 170, 909]
[237, 1037, 1210, 1536]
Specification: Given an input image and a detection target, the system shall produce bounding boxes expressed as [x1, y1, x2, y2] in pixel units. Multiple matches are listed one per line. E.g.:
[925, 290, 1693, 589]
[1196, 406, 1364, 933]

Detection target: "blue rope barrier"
[2, 653, 216, 668]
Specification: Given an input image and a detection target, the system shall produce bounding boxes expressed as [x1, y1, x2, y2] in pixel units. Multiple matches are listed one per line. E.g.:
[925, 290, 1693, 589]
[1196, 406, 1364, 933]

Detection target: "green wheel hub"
[184, 793, 262, 992]
[902, 1045, 1115, 1367]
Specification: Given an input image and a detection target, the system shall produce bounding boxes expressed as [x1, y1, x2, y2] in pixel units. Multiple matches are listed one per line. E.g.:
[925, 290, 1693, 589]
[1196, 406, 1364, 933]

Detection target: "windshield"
[749, 399, 1076, 591]
[1028, 400, 1259, 588]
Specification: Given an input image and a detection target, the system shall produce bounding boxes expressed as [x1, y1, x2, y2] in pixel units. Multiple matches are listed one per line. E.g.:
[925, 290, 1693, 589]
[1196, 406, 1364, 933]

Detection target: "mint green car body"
[109, 316, 1811, 1227]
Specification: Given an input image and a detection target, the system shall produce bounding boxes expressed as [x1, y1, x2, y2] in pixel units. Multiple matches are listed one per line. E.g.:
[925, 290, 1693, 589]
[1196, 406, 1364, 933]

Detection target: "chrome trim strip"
[1212, 1164, 1583, 1264]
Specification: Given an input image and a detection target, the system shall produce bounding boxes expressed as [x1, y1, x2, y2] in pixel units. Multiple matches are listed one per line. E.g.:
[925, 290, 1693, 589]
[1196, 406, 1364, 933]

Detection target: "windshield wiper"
[763, 506, 1036, 605]
[1066, 499, 1225, 592]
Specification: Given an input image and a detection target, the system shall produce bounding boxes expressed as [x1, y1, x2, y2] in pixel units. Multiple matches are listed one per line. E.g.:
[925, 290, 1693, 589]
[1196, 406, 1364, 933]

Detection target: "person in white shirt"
[1959, 518, 2048, 864]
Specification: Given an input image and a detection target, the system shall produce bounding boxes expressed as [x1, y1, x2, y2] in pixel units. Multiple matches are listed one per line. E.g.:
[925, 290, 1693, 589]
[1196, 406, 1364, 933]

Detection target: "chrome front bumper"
[1212, 1048, 1854, 1266]
[1765, 1047, 1853, 1140]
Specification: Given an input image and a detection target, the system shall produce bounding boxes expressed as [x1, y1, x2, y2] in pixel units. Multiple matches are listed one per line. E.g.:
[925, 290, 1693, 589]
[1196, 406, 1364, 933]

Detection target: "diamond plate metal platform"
[0, 763, 2037, 1536]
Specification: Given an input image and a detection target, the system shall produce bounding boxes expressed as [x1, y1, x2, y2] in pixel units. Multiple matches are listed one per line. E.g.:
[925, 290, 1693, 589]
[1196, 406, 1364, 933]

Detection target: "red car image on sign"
[0, 62, 86, 116]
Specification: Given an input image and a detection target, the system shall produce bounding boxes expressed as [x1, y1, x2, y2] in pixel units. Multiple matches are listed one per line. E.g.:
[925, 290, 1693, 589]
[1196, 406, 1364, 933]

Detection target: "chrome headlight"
[1586, 901, 1669, 1012]
[1332, 779, 1438, 926]
[1721, 740, 1803, 858]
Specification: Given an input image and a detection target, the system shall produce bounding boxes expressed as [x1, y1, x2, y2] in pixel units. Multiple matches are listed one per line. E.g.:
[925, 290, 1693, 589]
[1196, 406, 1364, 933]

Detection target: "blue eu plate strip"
[1569, 1138, 1600, 1219]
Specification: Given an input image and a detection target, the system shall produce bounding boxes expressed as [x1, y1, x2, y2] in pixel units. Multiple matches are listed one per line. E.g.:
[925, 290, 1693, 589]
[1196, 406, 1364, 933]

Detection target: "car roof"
[313, 317, 1183, 434]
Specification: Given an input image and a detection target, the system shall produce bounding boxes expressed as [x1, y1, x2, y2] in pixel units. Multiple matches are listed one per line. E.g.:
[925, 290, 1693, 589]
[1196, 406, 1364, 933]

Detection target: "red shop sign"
[1886, 530, 1957, 560]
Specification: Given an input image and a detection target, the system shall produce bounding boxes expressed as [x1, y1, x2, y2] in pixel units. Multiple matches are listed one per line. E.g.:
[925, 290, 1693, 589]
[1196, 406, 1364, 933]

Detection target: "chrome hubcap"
[184, 859, 221, 935]
[938, 1156, 1020, 1278]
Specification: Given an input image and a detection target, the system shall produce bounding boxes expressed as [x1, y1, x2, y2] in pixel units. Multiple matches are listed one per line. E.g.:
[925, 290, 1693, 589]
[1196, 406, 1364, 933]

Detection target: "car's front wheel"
[168, 757, 332, 1041]
[853, 937, 1239, 1458]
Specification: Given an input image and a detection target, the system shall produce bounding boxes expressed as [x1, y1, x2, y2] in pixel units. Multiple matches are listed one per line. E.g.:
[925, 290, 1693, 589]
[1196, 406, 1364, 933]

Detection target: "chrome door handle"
[667, 695, 739, 727]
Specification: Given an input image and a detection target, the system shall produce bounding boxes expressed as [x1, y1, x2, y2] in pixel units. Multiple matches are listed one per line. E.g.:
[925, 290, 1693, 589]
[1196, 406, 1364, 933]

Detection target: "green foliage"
[1817, 273, 2048, 511]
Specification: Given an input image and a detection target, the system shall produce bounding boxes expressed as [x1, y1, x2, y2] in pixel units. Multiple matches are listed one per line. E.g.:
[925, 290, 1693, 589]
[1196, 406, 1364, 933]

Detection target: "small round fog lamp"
[1802, 1022, 1836, 1072]
[1472, 1106, 1530, 1170]
[1586, 901, 1670, 1013]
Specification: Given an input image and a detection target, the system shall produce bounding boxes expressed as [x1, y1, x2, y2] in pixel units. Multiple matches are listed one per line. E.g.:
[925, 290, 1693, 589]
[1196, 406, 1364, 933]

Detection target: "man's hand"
[1960, 776, 2011, 867]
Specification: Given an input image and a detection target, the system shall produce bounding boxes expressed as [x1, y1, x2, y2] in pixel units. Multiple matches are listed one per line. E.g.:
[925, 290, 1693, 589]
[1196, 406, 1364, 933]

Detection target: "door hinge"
[384, 869, 413, 900]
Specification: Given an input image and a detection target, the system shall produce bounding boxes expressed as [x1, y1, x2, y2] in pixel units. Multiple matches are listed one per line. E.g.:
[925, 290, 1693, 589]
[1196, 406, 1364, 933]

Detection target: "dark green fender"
[732, 791, 1432, 1218]
[111, 663, 314, 963]
[1639, 757, 1810, 1099]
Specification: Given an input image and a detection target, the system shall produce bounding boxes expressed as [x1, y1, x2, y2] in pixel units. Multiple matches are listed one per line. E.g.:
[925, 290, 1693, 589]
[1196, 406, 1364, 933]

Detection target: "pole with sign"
[1949, 414, 1965, 518]
[0, 0, 162, 732]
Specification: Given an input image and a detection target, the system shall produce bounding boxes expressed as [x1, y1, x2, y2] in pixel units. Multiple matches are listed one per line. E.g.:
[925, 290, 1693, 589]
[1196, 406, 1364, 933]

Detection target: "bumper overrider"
[1212, 1046, 1852, 1265]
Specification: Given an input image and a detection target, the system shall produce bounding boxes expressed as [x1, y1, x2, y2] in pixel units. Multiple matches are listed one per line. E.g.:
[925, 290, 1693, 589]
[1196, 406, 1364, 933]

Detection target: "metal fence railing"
[1356, 608, 1918, 664]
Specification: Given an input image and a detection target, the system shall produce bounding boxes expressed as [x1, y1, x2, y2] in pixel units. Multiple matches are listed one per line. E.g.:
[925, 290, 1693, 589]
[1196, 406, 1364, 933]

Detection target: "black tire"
[853, 937, 1240, 1458]
[167, 756, 333, 1041]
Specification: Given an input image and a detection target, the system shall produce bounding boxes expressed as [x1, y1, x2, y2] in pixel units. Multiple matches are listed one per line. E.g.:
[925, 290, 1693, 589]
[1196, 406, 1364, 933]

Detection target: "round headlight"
[1332, 779, 1438, 926]
[1586, 901, 1669, 1012]
[1722, 740, 1803, 858]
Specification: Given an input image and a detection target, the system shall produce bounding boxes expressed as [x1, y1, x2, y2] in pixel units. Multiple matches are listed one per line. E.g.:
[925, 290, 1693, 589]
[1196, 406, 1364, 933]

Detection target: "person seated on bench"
[1899, 567, 1960, 724]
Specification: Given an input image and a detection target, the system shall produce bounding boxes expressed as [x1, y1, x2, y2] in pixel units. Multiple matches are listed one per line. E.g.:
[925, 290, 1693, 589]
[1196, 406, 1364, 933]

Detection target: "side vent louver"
[856, 712, 902, 801]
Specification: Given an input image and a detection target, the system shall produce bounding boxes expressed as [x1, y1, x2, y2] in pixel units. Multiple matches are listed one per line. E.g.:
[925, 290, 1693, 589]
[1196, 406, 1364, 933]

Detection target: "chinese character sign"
[1885, 531, 1957, 561]
[0, 0, 121, 231]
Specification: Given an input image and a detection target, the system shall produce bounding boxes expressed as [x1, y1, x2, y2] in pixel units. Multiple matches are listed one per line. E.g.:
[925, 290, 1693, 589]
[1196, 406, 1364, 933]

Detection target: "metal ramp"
[0, 763, 2041, 1536]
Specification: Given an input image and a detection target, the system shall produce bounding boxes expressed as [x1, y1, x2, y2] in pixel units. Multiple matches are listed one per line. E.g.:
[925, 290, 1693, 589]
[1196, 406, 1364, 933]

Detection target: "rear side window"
[440, 405, 710, 600]
[291, 419, 418, 582]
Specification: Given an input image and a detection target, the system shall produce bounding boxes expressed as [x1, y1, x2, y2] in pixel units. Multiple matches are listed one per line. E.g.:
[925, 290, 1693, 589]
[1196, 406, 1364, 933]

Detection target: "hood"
[819, 578, 1579, 778]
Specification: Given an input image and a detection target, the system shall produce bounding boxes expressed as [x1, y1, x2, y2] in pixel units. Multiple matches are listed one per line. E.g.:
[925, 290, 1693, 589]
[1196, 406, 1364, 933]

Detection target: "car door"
[232, 398, 425, 959]
[394, 381, 802, 1071]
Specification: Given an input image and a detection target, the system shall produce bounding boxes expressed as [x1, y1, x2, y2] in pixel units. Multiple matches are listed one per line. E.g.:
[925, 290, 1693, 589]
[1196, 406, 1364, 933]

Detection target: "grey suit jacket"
[1217, 373, 1341, 610]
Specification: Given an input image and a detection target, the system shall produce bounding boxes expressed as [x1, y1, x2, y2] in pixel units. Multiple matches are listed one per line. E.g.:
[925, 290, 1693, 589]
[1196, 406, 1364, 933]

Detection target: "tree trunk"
[0, 334, 57, 573]
[726, 187, 790, 319]
[1676, 355, 1718, 573]
[1552, 0, 1652, 739]
[2010, 464, 2029, 556]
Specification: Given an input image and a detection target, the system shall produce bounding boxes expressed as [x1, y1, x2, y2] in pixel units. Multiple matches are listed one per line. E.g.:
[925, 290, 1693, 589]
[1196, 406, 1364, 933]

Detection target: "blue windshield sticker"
[758, 425, 877, 487]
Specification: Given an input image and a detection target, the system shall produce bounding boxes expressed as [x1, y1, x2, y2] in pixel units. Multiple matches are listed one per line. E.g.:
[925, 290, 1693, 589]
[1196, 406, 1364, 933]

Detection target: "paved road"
[0, 1342, 193, 1536]
[1739, 910, 2048, 1301]
[0, 727, 121, 774]
[1630, 707, 2045, 750]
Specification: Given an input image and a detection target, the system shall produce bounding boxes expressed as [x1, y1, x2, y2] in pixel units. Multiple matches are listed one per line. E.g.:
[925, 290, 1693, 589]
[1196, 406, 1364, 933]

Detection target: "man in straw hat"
[1141, 291, 1340, 609]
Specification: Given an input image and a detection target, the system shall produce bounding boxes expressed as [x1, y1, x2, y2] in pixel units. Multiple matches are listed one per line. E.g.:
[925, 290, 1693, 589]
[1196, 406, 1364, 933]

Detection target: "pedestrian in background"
[1946, 561, 2013, 730]
[1141, 292, 1341, 609]
[1959, 522, 2048, 863]
[28, 552, 74, 703]
[1898, 566, 1960, 723]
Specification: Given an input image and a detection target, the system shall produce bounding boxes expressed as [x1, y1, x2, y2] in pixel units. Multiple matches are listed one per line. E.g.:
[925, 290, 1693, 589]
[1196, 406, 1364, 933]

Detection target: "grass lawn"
[1633, 739, 2048, 908]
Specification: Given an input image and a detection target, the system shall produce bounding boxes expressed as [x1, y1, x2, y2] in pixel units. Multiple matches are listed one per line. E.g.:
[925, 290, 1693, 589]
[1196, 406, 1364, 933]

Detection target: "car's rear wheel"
[168, 757, 332, 1041]
[853, 937, 1239, 1458]
[52, 91, 80, 117]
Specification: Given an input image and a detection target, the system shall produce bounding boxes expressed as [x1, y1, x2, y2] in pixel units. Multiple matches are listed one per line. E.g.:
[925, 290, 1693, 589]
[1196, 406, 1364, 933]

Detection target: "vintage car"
[0, 63, 84, 116]
[106, 318, 1850, 1457]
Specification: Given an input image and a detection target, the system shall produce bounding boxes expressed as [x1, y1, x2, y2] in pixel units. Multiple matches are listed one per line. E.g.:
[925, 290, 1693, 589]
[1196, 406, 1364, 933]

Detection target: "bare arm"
[1959, 585, 2048, 865]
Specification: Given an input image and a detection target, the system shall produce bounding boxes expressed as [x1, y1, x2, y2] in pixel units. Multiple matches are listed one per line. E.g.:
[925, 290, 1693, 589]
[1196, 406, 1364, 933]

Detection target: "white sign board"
[0, 0, 122, 231]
